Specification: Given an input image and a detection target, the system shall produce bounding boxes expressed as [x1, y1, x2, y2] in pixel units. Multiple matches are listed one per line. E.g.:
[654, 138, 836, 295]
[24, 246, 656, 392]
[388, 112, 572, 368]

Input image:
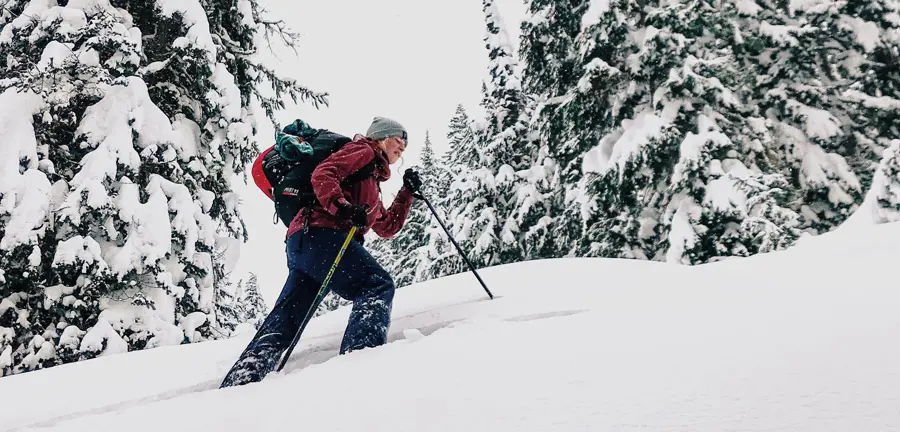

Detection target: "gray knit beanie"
[366, 117, 408, 142]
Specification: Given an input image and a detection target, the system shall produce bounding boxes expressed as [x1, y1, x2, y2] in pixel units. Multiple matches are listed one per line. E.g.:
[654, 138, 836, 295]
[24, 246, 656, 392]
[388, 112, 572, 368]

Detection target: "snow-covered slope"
[2, 223, 900, 431]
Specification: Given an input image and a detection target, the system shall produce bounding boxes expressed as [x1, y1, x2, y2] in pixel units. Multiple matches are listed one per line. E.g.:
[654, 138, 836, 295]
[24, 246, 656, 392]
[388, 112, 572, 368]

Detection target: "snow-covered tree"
[215, 272, 265, 334]
[237, 273, 266, 329]
[521, 0, 639, 259]
[432, 0, 530, 274]
[572, 0, 803, 264]
[0, 0, 323, 376]
[520, 0, 590, 114]
[422, 106, 480, 280]
[731, 0, 899, 233]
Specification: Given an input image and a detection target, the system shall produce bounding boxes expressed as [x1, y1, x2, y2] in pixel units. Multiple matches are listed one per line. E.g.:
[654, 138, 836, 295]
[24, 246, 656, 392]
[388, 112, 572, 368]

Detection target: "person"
[221, 117, 423, 388]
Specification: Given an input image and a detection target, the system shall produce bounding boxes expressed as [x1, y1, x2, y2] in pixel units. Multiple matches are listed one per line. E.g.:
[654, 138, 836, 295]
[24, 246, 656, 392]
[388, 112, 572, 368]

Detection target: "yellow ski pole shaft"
[276, 225, 357, 373]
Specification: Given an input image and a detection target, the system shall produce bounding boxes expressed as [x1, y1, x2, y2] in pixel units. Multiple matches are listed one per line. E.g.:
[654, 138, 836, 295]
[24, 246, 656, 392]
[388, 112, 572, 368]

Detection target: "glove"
[403, 168, 423, 198]
[335, 201, 369, 227]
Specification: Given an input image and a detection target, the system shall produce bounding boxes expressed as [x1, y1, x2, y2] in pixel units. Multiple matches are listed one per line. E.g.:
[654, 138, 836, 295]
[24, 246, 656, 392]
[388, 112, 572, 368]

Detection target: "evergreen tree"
[215, 272, 265, 333]
[435, 0, 530, 273]
[422, 106, 480, 280]
[576, 0, 801, 264]
[520, 0, 591, 113]
[214, 278, 242, 334]
[0, 0, 323, 376]
[733, 0, 889, 233]
[844, 0, 900, 146]
[521, 0, 638, 259]
[238, 273, 266, 329]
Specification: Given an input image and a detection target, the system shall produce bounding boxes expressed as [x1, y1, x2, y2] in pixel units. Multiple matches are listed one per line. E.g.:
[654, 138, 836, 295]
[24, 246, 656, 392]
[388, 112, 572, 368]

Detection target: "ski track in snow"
[7, 294, 557, 431]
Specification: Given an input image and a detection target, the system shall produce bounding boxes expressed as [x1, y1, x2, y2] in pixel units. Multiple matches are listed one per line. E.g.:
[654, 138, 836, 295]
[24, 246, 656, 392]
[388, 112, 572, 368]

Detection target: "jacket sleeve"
[311, 143, 376, 215]
[371, 186, 415, 238]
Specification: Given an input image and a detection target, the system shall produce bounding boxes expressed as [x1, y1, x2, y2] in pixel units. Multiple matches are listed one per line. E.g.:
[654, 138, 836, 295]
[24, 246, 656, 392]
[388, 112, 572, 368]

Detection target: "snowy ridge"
[2, 222, 900, 431]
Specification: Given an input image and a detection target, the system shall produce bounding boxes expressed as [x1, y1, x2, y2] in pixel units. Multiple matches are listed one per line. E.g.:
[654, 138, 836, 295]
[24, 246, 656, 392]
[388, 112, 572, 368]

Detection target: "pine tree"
[433, 0, 530, 273]
[520, 0, 591, 114]
[732, 0, 890, 233]
[520, 0, 639, 259]
[214, 272, 265, 334]
[0, 0, 323, 376]
[572, 0, 802, 264]
[844, 0, 900, 145]
[238, 273, 266, 329]
[422, 106, 480, 280]
[214, 277, 242, 334]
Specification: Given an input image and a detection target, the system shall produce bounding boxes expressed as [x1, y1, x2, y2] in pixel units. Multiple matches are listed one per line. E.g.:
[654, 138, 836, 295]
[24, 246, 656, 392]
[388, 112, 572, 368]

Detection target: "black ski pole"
[419, 192, 494, 300]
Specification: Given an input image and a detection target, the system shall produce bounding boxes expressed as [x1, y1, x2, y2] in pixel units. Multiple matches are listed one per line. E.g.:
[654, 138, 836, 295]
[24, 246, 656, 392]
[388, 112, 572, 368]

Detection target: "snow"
[664, 193, 702, 264]
[793, 102, 843, 140]
[155, 0, 217, 63]
[79, 319, 128, 357]
[735, 0, 763, 16]
[840, 16, 882, 52]
[236, 0, 256, 27]
[581, 0, 611, 29]
[77, 48, 100, 67]
[171, 115, 201, 159]
[0, 89, 50, 252]
[180, 312, 208, 343]
[95, 287, 184, 349]
[75, 77, 175, 174]
[209, 63, 243, 121]
[844, 89, 900, 110]
[845, 141, 900, 226]
[671, 114, 732, 186]
[758, 22, 801, 46]
[2, 221, 900, 430]
[43, 6, 88, 37]
[38, 40, 74, 70]
[106, 176, 172, 277]
[598, 110, 672, 178]
[52, 236, 107, 272]
[788, 0, 833, 14]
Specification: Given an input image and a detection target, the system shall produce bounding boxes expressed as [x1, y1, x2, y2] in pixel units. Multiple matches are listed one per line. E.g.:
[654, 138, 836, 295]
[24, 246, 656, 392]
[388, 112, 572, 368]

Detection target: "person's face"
[381, 135, 406, 164]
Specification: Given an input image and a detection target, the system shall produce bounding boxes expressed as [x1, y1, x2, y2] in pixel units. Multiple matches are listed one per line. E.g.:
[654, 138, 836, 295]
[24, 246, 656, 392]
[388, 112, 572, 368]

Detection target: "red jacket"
[253, 135, 414, 244]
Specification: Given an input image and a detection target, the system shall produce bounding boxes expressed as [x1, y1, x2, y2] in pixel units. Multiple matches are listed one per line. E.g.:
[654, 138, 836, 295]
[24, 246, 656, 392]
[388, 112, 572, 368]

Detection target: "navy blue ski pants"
[220, 227, 395, 388]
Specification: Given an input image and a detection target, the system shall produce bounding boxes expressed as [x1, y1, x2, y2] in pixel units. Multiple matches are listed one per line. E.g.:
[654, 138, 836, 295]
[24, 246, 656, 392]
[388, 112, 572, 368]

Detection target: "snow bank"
[2, 221, 900, 431]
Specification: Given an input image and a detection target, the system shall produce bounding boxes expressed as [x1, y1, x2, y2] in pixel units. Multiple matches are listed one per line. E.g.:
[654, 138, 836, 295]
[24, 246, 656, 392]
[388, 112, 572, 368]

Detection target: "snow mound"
[1, 223, 899, 431]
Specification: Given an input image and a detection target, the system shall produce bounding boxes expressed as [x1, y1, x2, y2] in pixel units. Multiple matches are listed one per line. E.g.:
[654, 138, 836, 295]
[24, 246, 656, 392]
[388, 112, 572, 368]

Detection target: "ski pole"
[276, 225, 358, 373]
[419, 193, 494, 300]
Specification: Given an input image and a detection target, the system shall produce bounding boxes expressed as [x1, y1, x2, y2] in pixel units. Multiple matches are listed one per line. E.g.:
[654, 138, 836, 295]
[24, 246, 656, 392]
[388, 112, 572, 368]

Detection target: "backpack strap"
[298, 159, 379, 231]
[341, 160, 378, 186]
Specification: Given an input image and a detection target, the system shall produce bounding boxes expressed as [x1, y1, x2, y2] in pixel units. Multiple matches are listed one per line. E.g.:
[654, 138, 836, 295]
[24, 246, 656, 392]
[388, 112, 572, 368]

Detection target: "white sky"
[232, 0, 526, 305]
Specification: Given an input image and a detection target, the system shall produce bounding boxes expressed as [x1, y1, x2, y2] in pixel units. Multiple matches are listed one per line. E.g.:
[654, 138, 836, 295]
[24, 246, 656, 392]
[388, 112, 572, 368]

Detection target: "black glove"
[403, 168, 423, 198]
[335, 201, 368, 227]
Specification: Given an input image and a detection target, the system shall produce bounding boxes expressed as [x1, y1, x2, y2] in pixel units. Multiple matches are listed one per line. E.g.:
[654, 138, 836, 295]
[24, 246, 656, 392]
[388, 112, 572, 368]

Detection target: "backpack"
[261, 120, 376, 227]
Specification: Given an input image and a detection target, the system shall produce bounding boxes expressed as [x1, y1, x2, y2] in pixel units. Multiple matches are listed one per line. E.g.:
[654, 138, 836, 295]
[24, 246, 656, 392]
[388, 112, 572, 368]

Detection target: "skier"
[221, 117, 423, 388]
